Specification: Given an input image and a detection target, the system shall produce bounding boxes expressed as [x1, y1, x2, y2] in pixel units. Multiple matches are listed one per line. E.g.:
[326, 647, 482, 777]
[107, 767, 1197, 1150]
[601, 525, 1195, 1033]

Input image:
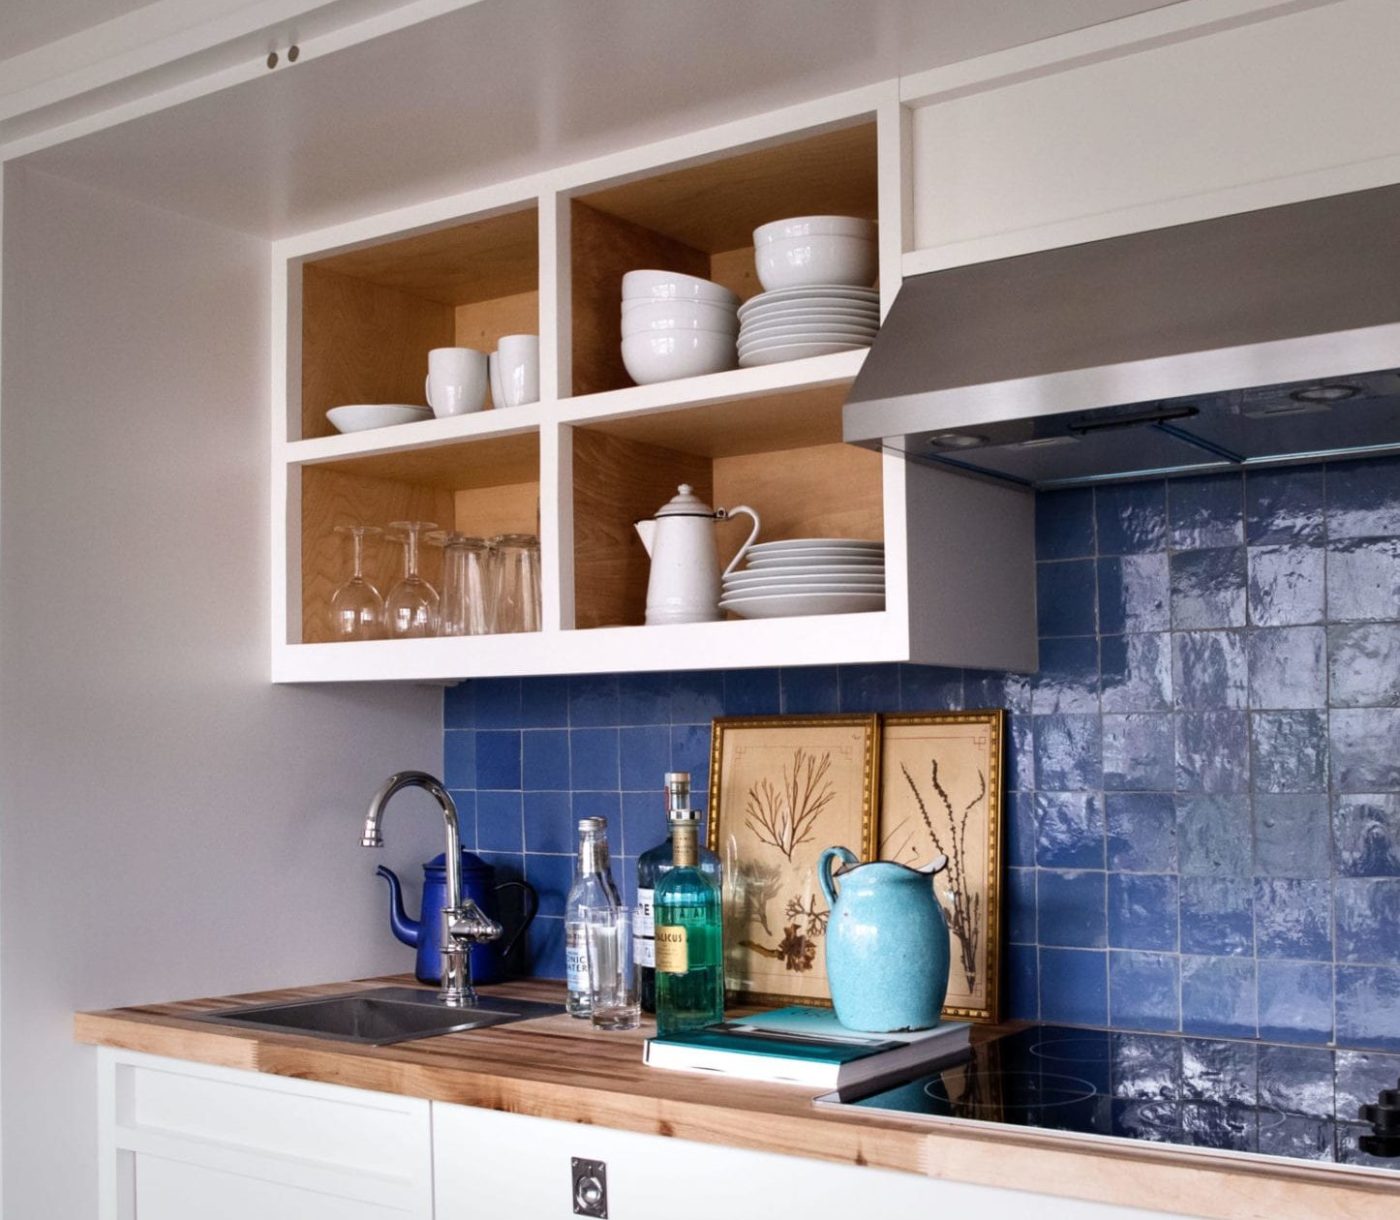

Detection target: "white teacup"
[494, 334, 540, 408]
[426, 347, 488, 417]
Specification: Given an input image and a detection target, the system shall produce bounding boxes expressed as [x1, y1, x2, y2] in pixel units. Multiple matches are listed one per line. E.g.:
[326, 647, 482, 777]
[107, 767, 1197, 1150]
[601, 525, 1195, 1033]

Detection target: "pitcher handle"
[719, 505, 761, 577]
[818, 846, 858, 910]
[492, 879, 539, 960]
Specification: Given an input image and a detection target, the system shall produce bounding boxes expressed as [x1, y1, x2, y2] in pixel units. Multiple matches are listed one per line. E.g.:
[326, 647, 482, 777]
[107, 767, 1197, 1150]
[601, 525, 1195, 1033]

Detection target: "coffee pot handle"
[492, 879, 539, 959]
[818, 845, 859, 909]
[719, 506, 761, 577]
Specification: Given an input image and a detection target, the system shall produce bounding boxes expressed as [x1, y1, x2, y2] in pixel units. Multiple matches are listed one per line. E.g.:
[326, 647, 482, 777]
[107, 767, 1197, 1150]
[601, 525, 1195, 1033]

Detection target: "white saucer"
[327, 404, 433, 433]
[739, 286, 880, 318]
[739, 341, 871, 367]
[725, 573, 887, 590]
[739, 323, 879, 348]
[749, 538, 883, 553]
[719, 590, 887, 618]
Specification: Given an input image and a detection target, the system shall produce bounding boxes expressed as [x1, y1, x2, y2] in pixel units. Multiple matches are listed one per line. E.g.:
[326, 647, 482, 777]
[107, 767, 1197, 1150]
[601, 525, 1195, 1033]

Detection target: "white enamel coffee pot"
[634, 485, 760, 625]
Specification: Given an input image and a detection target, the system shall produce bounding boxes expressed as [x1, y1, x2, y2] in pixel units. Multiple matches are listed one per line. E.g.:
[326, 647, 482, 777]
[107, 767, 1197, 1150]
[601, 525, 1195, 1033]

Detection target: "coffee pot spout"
[634, 518, 657, 557]
[376, 865, 423, 948]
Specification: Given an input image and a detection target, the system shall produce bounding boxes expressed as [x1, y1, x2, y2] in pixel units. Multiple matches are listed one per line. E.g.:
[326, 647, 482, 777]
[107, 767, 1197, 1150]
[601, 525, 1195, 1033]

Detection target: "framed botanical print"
[877, 710, 1004, 1022]
[707, 714, 879, 1006]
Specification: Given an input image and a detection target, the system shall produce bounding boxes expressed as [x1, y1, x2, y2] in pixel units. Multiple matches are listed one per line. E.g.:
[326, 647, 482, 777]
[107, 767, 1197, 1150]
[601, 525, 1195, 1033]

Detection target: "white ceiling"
[14, 0, 1178, 239]
[0, 0, 168, 59]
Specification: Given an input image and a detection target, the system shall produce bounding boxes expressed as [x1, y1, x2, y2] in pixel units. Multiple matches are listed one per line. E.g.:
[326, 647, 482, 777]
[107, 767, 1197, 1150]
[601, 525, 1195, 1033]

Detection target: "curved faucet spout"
[362, 771, 462, 914]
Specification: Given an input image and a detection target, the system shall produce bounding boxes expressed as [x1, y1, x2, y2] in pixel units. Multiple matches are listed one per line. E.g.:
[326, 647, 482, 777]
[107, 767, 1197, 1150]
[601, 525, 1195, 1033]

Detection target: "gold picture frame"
[877, 710, 1005, 1023]
[707, 714, 879, 1007]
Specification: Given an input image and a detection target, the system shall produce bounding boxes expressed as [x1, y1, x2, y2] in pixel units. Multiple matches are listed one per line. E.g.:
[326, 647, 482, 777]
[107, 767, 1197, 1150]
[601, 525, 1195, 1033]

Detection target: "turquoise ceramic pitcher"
[818, 845, 951, 1032]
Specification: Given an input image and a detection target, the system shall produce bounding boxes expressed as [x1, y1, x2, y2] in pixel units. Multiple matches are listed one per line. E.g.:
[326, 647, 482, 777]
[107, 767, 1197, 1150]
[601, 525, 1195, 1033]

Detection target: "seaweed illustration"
[785, 893, 829, 938]
[901, 759, 986, 993]
[744, 748, 835, 861]
[734, 860, 784, 935]
[740, 922, 820, 973]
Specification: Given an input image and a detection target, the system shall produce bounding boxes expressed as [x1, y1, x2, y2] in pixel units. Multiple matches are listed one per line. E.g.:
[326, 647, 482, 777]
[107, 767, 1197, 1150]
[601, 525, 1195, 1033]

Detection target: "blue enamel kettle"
[377, 851, 537, 986]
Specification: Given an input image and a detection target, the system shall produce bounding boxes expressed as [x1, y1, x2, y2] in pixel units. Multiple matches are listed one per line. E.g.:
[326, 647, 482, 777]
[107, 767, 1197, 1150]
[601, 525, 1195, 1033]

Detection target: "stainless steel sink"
[198, 987, 562, 1045]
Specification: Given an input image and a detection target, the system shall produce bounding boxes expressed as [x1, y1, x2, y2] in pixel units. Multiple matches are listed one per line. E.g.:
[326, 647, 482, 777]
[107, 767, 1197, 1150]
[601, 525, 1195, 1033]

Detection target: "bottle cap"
[664, 771, 690, 785]
[577, 816, 607, 833]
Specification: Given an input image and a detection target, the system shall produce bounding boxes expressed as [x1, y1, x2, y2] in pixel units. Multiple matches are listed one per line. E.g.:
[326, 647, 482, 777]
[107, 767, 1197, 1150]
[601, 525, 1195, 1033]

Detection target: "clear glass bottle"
[653, 801, 724, 1036]
[564, 816, 620, 1018]
[636, 773, 721, 1013]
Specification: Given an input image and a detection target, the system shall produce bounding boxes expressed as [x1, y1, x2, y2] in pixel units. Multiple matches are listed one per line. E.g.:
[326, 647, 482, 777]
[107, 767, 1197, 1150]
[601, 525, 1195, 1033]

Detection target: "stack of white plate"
[720, 538, 885, 619]
[736, 286, 880, 368]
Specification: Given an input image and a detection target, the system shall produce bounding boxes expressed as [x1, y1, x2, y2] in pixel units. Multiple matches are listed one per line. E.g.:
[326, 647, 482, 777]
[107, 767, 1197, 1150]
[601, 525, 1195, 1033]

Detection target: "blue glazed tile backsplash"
[442, 458, 1400, 1051]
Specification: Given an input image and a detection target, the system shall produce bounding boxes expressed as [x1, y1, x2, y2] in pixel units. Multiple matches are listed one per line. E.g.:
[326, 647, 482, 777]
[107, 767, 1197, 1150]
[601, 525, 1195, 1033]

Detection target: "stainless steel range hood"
[843, 184, 1400, 487]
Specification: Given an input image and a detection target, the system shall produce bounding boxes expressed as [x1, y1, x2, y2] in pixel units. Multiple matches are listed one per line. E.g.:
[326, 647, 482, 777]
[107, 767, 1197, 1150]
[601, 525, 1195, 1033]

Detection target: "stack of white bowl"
[739, 216, 879, 368]
[621, 270, 740, 385]
[720, 538, 886, 619]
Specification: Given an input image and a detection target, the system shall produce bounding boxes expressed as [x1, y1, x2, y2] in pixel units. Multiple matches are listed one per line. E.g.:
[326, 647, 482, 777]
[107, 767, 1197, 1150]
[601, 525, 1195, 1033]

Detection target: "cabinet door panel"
[134, 1155, 408, 1220]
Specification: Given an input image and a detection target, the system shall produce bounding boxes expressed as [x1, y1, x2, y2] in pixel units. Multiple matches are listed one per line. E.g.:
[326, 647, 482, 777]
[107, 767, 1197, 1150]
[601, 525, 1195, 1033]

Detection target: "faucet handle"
[445, 899, 504, 946]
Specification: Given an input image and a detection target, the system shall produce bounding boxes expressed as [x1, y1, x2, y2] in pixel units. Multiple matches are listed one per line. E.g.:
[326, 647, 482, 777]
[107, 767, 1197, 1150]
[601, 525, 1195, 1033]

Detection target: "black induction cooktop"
[815, 1025, 1400, 1173]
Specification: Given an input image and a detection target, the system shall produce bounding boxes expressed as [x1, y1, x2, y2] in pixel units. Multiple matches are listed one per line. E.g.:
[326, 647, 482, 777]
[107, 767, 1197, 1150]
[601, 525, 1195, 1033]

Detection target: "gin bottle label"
[655, 925, 688, 973]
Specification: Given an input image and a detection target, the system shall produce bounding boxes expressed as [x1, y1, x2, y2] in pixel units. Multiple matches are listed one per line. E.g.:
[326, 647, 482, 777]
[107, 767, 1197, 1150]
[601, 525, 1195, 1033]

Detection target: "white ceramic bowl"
[622, 269, 739, 308]
[755, 233, 877, 291]
[326, 404, 432, 433]
[621, 298, 738, 335]
[753, 215, 876, 245]
[621, 330, 737, 384]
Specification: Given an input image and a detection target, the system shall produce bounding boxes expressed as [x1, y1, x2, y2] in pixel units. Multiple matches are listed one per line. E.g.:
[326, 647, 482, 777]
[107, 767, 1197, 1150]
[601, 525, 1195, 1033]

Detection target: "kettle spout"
[376, 865, 423, 948]
[634, 518, 657, 557]
[917, 853, 950, 877]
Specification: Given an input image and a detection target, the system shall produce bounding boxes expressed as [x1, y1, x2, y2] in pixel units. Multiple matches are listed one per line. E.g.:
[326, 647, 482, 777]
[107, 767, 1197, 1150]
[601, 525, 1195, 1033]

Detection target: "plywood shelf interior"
[300, 204, 540, 440]
[300, 433, 541, 644]
[569, 120, 878, 398]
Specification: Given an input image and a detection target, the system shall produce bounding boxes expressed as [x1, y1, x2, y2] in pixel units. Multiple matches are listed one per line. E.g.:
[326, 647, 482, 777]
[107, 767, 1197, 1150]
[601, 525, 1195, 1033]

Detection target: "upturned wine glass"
[385, 521, 440, 638]
[328, 524, 384, 641]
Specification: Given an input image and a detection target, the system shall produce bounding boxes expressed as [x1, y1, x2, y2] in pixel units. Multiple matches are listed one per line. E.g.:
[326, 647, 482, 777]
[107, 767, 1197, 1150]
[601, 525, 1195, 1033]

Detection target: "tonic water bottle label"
[633, 889, 655, 966]
[654, 925, 688, 973]
[565, 942, 588, 991]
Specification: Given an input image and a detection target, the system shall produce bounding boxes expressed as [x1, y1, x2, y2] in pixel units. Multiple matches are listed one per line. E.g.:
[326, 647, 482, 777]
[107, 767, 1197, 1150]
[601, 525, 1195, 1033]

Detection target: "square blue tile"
[1336, 965, 1400, 1051]
[1037, 869, 1107, 948]
[1175, 712, 1250, 793]
[722, 668, 781, 716]
[1169, 473, 1244, 550]
[900, 665, 964, 712]
[1330, 709, 1400, 791]
[1110, 951, 1180, 1032]
[1007, 943, 1040, 1020]
[567, 674, 619, 727]
[1100, 633, 1171, 713]
[1336, 878, 1400, 965]
[1172, 630, 1247, 710]
[476, 790, 523, 853]
[525, 916, 566, 979]
[448, 789, 476, 850]
[1180, 877, 1253, 956]
[521, 729, 569, 791]
[570, 727, 620, 791]
[524, 855, 574, 920]
[1181, 956, 1257, 1038]
[1327, 538, 1400, 623]
[1256, 878, 1332, 960]
[1032, 637, 1100, 714]
[1035, 792, 1105, 869]
[619, 724, 670, 790]
[1177, 794, 1252, 876]
[519, 676, 571, 728]
[1336, 1047, 1400, 1115]
[475, 850, 524, 883]
[1180, 1036, 1257, 1102]
[1007, 715, 1035, 792]
[780, 666, 840, 714]
[444, 682, 476, 729]
[1257, 1044, 1336, 1114]
[967, 669, 1032, 714]
[671, 670, 724, 722]
[1247, 545, 1326, 627]
[1037, 560, 1098, 636]
[1040, 948, 1108, 1025]
[615, 672, 670, 725]
[1007, 867, 1037, 944]
[1254, 794, 1330, 878]
[621, 790, 663, 858]
[1250, 711, 1327, 793]
[1033, 714, 1102, 791]
[1329, 623, 1400, 708]
[1037, 487, 1096, 560]
[472, 677, 522, 729]
[670, 723, 712, 791]
[1246, 466, 1326, 546]
[1109, 874, 1178, 951]
[1248, 626, 1326, 709]
[1326, 454, 1400, 540]
[523, 790, 574, 856]
[838, 663, 898, 712]
[1171, 548, 1247, 630]
[1257, 961, 1334, 1045]
[1004, 791, 1035, 869]
[1335, 794, 1400, 877]
[1102, 714, 1175, 791]
[443, 730, 477, 789]
[1107, 792, 1178, 872]
[571, 790, 621, 828]
[476, 730, 522, 790]
[1096, 482, 1167, 555]
[1098, 555, 1171, 637]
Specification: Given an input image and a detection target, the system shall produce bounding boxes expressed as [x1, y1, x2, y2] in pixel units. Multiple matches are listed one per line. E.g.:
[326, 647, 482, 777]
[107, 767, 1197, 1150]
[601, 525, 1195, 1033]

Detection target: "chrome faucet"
[362, 771, 502, 1007]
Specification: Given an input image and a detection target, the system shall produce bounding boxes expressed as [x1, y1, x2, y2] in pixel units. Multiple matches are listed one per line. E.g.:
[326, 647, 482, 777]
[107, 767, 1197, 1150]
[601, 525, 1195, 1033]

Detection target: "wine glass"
[328, 525, 384, 641]
[385, 521, 440, 638]
[431, 532, 493, 636]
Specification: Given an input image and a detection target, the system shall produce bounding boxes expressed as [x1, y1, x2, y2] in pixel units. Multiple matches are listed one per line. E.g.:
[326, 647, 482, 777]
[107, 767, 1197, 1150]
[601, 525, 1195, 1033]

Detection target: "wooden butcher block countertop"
[76, 976, 1398, 1219]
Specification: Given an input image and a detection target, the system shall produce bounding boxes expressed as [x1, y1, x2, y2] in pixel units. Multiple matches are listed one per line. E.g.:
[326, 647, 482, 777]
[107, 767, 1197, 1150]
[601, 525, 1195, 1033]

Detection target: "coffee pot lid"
[654, 484, 715, 518]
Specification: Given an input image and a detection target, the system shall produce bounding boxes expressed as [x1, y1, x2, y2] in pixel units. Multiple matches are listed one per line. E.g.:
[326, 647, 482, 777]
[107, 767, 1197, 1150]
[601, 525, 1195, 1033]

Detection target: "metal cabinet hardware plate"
[571, 1157, 608, 1218]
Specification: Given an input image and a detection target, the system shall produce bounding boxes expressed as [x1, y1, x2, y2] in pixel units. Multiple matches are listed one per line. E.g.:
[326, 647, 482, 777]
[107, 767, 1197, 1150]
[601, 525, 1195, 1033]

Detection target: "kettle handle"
[492, 879, 539, 960]
[719, 505, 761, 577]
[818, 845, 859, 910]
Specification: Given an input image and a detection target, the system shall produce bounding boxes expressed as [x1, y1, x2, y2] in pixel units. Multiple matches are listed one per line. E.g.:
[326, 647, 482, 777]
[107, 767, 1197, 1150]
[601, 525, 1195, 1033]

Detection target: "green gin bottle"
[653, 797, 724, 1035]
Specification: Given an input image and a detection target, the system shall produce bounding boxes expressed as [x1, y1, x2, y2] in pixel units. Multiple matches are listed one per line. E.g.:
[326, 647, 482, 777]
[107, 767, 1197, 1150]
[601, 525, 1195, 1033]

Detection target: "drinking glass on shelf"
[431, 532, 493, 636]
[384, 520, 440, 638]
[490, 534, 542, 633]
[329, 524, 385, 641]
[586, 905, 641, 1031]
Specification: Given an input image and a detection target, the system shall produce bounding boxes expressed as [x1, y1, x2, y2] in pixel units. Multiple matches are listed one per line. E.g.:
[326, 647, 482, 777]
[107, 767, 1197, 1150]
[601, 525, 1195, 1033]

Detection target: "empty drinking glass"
[586, 905, 641, 1031]
[491, 533, 542, 633]
[329, 524, 384, 641]
[432, 532, 493, 636]
[385, 520, 440, 638]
